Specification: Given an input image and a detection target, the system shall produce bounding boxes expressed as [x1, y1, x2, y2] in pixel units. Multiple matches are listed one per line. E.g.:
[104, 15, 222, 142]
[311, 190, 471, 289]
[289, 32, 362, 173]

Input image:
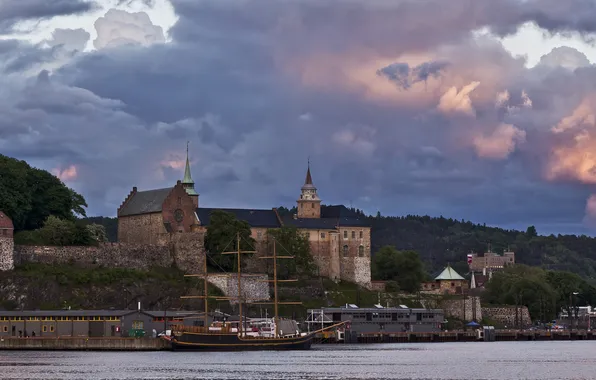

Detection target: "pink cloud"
[52, 165, 78, 182]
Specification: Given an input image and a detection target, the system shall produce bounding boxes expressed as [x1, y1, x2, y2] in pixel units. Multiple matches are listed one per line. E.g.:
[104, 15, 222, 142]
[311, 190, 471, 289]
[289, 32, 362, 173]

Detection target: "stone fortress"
[117, 148, 372, 287]
[0, 148, 372, 297]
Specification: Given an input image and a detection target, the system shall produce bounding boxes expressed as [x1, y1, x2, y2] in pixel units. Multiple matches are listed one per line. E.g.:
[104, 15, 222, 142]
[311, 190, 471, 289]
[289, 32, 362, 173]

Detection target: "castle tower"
[182, 141, 199, 208]
[0, 211, 14, 271]
[297, 160, 321, 218]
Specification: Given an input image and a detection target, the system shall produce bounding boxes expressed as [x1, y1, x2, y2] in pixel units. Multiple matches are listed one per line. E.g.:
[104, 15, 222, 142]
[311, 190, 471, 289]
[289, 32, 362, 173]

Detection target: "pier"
[0, 337, 169, 351]
[313, 329, 596, 344]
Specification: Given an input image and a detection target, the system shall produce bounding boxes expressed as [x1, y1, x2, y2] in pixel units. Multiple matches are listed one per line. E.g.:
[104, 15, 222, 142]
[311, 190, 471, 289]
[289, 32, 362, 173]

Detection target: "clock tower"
[297, 161, 321, 219]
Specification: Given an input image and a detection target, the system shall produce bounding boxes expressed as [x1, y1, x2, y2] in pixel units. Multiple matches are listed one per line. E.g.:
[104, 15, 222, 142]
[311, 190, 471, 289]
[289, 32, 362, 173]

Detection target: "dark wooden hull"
[170, 332, 314, 351]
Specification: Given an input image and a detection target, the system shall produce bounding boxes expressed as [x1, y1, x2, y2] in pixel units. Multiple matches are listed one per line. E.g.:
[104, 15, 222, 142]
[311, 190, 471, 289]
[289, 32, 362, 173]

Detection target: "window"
[257, 231, 262, 239]
[50, 326, 55, 333]
[320, 232, 326, 239]
[343, 231, 347, 239]
[358, 245, 364, 257]
[2, 326, 7, 332]
[132, 320, 144, 329]
[359, 231, 363, 239]
[311, 203, 314, 208]
[42, 325, 47, 333]
[177, 196, 181, 205]
[351, 231, 355, 239]
[342, 245, 349, 257]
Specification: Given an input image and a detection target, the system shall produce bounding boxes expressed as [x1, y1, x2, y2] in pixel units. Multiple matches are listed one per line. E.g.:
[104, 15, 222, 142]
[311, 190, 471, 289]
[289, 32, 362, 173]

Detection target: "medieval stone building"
[117, 150, 372, 287]
[0, 211, 14, 271]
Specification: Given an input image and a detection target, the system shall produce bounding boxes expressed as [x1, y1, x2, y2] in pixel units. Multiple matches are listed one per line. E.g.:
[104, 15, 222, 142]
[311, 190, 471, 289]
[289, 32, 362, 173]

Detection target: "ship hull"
[170, 332, 314, 351]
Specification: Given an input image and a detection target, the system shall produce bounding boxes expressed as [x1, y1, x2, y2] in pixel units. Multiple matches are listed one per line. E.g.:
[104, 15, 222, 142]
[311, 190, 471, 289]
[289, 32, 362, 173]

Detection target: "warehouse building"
[0, 309, 222, 338]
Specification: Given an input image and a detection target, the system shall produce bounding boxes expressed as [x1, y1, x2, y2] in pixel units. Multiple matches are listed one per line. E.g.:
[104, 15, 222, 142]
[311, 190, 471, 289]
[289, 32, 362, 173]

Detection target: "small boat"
[170, 233, 343, 351]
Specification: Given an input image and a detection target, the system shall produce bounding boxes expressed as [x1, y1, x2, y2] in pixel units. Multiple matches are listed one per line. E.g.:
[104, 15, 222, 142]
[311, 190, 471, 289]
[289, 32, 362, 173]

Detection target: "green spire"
[182, 141, 198, 196]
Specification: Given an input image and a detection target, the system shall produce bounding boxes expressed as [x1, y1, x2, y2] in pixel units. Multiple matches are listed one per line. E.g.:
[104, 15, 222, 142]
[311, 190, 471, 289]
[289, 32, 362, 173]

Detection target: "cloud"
[52, 165, 78, 182]
[93, 8, 165, 49]
[0, 0, 96, 33]
[438, 81, 481, 116]
[538, 46, 592, 71]
[6, 0, 596, 233]
[473, 123, 526, 160]
[45, 28, 90, 52]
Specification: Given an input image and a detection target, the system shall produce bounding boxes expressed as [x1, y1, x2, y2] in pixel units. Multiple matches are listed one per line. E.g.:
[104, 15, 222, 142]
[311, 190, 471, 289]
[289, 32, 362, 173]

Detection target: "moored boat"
[169, 233, 343, 351]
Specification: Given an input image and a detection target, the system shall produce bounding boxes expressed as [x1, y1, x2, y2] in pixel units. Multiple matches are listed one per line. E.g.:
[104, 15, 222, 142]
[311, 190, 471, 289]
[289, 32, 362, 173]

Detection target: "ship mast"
[222, 232, 256, 337]
[255, 238, 302, 338]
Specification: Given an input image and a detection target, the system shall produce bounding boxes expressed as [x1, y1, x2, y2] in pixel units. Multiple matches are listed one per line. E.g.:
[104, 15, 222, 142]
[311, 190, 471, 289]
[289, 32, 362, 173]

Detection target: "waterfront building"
[305, 306, 444, 334]
[0, 309, 222, 338]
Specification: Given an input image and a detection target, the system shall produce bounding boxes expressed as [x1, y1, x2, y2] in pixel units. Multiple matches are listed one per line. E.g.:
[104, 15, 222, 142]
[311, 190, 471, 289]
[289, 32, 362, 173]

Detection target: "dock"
[313, 329, 596, 344]
[0, 337, 170, 351]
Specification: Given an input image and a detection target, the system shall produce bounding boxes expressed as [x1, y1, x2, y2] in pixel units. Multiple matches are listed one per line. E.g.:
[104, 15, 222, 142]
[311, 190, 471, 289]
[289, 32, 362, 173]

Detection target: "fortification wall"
[208, 274, 270, 304]
[0, 236, 14, 271]
[482, 306, 531, 328]
[14, 243, 172, 269]
[441, 296, 483, 322]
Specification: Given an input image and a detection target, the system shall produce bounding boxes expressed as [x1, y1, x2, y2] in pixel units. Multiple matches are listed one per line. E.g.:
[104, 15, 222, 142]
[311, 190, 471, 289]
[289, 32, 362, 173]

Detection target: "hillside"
[79, 212, 596, 283]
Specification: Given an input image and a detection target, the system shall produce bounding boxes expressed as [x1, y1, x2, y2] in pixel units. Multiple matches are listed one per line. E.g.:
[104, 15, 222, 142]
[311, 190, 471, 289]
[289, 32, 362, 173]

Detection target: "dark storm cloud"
[0, 0, 97, 33]
[377, 61, 450, 89]
[5, 0, 596, 232]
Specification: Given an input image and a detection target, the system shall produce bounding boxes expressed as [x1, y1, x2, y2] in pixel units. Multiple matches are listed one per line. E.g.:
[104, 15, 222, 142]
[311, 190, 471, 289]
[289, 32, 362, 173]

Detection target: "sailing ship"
[169, 232, 343, 351]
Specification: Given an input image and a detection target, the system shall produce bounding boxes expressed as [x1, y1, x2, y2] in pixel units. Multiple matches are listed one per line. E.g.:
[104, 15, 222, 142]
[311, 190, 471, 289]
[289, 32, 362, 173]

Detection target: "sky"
[4, 1, 596, 235]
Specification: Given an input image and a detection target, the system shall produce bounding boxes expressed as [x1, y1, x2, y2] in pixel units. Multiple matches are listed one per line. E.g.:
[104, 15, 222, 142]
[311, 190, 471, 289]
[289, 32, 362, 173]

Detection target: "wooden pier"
[312, 329, 596, 344]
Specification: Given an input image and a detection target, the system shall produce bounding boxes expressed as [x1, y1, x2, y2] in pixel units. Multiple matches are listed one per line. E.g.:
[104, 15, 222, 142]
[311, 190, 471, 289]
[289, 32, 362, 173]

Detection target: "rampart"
[482, 306, 531, 328]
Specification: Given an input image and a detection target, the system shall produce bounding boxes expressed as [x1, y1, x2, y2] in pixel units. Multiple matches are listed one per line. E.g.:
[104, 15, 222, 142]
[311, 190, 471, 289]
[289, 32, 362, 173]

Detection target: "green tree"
[86, 224, 108, 243]
[372, 246, 425, 293]
[0, 154, 87, 230]
[526, 225, 538, 238]
[545, 270, 583, 317]
[267, 227, 315, 278]
[39, 216, 76, 246]
[204, 210, 255, 271]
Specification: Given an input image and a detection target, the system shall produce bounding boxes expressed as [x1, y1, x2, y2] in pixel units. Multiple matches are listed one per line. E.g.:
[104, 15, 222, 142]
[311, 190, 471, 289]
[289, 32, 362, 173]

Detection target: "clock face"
[174, 209, 184, 223]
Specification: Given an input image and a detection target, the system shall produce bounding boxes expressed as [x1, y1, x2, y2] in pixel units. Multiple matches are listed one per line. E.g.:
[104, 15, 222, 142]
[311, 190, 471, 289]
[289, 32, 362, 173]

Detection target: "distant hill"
[81, 210, 596, 283]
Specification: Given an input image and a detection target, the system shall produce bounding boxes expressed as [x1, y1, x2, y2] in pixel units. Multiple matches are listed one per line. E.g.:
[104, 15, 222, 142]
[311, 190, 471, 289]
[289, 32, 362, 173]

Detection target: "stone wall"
[0, 236, 14, 271]
[208, 274, 270, 304]
[117, 213, 167, 244]
[441, 296, 483, 322]
[14, 243, 172, 269]
[482, 306, 531, 328]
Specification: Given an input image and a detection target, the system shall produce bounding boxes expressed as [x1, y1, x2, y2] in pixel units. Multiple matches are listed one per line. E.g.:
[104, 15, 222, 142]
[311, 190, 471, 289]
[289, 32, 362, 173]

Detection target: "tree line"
[0, 154, 105, 246]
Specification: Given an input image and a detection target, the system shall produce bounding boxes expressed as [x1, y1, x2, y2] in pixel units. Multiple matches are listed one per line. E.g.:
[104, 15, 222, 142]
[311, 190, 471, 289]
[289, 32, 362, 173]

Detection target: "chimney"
[133, 186, 137, 192]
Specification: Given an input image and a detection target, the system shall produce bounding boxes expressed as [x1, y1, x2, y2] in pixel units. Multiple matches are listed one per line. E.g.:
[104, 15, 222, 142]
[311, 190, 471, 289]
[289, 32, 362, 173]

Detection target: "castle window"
[359, 231, 363, 239]
[321, 232, 326, 239]
[343, 231, 347, 239]
[311, 203, 314, 208]
[177, 197, 181, 205]
[343, 245, 349, 257]
[351, 231, 355, 239]
[358, 245, 364, 257]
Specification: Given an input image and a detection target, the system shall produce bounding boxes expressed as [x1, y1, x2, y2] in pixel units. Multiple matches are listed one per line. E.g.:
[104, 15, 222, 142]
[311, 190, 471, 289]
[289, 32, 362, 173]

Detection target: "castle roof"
[434, 265, 465, 281]
[0, 211, 13, 229]
[118, 188, 172, 216]
[196, 208, 281, 228]
[282, 205, 370, 229]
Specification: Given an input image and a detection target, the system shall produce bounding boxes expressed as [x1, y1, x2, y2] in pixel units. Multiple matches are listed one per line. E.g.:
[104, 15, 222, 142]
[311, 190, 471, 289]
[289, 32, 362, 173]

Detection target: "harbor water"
[1, 341, 593, 379]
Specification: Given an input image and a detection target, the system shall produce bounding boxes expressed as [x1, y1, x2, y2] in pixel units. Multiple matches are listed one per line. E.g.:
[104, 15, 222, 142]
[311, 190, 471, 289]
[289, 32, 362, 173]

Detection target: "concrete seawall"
[0, 337, 170, 351]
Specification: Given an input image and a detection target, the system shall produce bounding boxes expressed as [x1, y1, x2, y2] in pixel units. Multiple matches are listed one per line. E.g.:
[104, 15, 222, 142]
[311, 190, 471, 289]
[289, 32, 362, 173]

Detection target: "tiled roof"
[0, 211, 13, 229]
[118, 188, 172, 216]
[0, 310, 137, 317]
[196, 208, 281, 228]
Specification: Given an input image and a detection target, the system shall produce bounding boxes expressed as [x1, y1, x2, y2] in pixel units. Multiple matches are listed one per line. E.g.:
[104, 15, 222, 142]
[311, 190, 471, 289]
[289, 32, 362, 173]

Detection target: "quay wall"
[482, 306, 531, 328]
[0, 337, 169, 351]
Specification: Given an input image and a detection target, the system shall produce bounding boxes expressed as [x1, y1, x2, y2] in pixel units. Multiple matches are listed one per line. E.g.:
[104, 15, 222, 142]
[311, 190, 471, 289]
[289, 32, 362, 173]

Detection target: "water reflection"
[0, 341, 593, 380]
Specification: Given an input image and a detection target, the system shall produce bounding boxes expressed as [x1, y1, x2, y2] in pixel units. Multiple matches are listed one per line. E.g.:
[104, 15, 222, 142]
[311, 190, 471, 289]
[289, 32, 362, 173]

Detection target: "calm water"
[1, 342, 594, 380]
